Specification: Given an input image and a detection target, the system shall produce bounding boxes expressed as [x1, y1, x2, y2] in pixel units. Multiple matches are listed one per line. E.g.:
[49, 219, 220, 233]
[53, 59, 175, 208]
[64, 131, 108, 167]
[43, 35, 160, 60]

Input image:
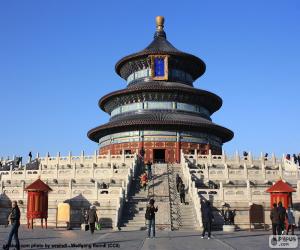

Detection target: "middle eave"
[98, 81, 223, 115]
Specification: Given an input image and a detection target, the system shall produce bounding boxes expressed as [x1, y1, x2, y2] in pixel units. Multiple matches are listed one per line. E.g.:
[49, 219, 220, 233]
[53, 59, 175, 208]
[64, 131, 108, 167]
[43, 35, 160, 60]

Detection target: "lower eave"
[87, 120, 234, 144]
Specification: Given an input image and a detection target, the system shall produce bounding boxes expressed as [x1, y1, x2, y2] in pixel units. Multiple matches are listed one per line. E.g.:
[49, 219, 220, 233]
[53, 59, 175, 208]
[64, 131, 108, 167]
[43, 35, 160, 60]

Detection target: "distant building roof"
[25, 178, 52, 192]
[266, 179, 295, 193]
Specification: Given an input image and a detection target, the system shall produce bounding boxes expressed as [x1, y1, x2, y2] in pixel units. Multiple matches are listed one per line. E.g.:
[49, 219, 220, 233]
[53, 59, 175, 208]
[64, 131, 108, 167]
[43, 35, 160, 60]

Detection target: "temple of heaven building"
[88, 16, 234, 163]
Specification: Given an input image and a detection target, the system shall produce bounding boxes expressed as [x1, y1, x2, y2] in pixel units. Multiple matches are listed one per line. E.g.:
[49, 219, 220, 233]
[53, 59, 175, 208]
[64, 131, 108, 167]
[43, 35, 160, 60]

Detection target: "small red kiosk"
[266, 179, 296, 208]
[25, 178, 52, 229]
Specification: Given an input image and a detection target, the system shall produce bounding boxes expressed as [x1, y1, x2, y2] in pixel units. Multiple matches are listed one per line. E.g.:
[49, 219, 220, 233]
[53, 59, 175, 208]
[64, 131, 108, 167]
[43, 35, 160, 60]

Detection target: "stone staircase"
[119, 173, 148, 231]
[119, 163, 200, 231]
[168, 163, 201, 231]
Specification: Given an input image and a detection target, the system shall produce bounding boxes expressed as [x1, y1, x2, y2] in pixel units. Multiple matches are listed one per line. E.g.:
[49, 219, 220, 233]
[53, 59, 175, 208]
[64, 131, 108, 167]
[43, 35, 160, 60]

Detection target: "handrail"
[166, 163, 174, 230]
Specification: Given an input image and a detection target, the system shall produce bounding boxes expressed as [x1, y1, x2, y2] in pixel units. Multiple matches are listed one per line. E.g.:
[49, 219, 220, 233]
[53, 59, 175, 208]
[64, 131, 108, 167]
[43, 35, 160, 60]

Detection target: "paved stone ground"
[0, 226, 299, 250]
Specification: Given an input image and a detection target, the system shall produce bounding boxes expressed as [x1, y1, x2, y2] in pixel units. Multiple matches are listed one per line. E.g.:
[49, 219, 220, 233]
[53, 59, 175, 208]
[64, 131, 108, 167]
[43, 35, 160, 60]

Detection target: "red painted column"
[176, 142, 180, 163]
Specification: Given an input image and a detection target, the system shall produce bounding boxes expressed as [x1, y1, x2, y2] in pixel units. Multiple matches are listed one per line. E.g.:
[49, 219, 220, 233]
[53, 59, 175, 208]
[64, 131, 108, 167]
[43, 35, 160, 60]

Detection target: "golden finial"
[156, 16, 165, 31]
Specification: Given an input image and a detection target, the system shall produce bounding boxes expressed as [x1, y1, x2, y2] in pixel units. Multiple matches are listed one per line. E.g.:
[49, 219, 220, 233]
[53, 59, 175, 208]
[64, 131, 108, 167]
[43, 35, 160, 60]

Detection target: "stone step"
[122, 219, 144, 224]
[120, 225, 147, 231]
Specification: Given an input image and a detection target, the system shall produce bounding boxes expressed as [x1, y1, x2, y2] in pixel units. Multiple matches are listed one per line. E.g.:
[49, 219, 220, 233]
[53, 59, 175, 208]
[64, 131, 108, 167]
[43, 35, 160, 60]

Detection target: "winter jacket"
[87, 209, 98, 224]
[286, 208, 295, 225]
[179, 185, 185, 195]
[277, 206, 286, 223]
[10, 206, 21, 224]
[146, 205, 158, 220]
[270, 207, 280, 224]
[202, 204, 214, 223]
[10, 206, 20, 224]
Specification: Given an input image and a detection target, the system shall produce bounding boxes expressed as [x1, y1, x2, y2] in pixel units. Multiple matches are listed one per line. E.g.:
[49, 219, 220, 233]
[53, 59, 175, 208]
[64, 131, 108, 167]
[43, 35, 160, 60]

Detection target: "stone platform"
[1, 225, 299, 250]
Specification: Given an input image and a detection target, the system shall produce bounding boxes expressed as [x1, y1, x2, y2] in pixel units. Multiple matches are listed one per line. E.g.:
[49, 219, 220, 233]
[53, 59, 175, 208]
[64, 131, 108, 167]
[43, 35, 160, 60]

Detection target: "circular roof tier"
[87, 112, 234, 143]
[99, 81, 222, 115]
[115, 17, 206, 82]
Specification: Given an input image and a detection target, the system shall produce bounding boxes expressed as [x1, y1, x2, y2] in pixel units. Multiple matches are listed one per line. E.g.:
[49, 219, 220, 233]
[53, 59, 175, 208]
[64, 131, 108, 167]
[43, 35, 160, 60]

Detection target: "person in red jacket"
[140, 173, 148, 191]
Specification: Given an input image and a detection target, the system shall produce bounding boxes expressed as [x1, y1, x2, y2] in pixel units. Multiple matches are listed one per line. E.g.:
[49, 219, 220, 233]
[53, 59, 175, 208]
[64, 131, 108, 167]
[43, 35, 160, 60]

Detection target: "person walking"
[177, 177, 183, 193]
[286, 206, 296, 235]
[277, 202, 286, 235]
[145, 199, 158, 239]
[3, 201, 20, 250]
[140, 172, 148, 191]
[201, 201, 214, 239]
[270, 203, 280, 235]
[28, 152, 32, 162]
[179, 183, 186, 204]
[86, 206, 98, 234]
[175, 173, 180, 186]
[146, 161, 152, 180]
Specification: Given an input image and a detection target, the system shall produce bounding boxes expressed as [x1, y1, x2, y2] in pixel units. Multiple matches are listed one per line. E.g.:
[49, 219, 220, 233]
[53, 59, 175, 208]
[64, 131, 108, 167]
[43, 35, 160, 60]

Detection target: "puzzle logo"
[269, 235, 298, 248]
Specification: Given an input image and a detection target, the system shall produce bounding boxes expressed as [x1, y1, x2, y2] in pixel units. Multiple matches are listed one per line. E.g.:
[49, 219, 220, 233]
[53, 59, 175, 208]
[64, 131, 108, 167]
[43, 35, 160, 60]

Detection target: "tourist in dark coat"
[146, 199, 158, 238]
[286, 206, 296, 235]
[177, 177, 183, 192]
[201, 201, 214, 239]
[86, 206, 98, 234]
[3, 201, 20, 250]
[270, 203, 280, 235]
[146, 161, 152, 180]
[179, 183, 186, 204]
[277, 202, 286, 234]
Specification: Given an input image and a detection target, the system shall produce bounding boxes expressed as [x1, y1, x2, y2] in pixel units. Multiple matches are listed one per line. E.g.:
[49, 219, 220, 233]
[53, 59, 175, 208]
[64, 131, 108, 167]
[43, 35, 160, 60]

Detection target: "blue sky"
[0, 0, 299, 159]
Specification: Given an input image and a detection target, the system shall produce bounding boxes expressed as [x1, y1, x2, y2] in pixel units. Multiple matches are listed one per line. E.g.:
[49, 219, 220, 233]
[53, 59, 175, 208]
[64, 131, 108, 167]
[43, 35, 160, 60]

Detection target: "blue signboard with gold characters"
[150, 55, 168, 80]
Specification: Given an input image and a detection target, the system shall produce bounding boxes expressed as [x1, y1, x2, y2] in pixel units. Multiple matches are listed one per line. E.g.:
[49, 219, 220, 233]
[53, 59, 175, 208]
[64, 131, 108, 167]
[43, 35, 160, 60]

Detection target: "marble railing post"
[261, 163, 266, 180]
[9, 165, 12, 180]
[24, 164, 27, 179]
[219, 181, 224, 201]
[246, 180, 252, 202]
[248, 152, 253, 165]
[260, 152, 264, 165]
[68, 151, 72, 165]
[272, 153, 276, 165]
[94, 150, 97, 164]
[22, 181, 25, 199]
[46, 152, 50, 165]
[57, 152, 60, 166]
[73, 163, 76, 178]
[80, 150, 84, 164]
[244, 163, 248, 179]
[235, 150, 240, 165]
[224, 164, 229, 181]
[91, 164, 95, 178]
[208, 150, 212, 165]
[122, 150, 125, 163]
[222, 149, 226, 164]
[56, 164, 59, 179]
[108, 150, 111, 162]
[279, 164, 283, 179]
[205, 163, 209, 180]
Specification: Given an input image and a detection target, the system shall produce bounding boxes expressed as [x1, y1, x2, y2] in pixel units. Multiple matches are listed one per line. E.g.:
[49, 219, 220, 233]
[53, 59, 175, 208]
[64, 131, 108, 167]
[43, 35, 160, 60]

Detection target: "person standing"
[146, 199, 158, 239]
[179, 183, 186, 204]
[140, 172, 148, 191]
[3, 201, 20, 250]
[277, 202, 286, 235]
[28, 152, 32, 162]
[86, 206, 98, 234]
[201, 201, 214, 239]
[286, 206, 296, 235]
[175, 173, 180, 187]
[177, 177, 183, 193]
[146, 161, 152, 180]
[270, 203, 280, 235]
